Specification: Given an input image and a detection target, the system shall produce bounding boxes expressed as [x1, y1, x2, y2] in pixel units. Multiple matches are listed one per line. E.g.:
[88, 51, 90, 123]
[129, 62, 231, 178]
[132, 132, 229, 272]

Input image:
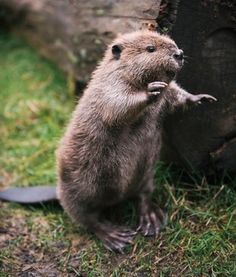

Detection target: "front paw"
[189, 94, 217, 105]
[147, 81, 167, 104]
[148, 81, 168, 92]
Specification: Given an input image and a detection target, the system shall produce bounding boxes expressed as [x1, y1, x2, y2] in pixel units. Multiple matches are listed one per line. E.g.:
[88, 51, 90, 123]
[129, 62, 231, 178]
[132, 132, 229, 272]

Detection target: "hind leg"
[76, 208, 136, 253]
[136, 179, 166, 237]
[137, 194, 166, 236]
[94, 221, 136, 253]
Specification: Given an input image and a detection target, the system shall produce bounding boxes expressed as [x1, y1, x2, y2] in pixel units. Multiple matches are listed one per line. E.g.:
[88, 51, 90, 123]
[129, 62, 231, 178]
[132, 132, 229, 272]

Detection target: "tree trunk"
[161, 0, 236, 174]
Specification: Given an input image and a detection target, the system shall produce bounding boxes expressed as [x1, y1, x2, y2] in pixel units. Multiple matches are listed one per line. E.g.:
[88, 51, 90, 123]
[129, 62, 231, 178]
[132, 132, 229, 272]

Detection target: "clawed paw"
[191, 94, 217, 105]
[147, 81, 168, 104]
[148, 81, 168, 92]
[96, 225, 136, 253]
[137, 207, 166, 237]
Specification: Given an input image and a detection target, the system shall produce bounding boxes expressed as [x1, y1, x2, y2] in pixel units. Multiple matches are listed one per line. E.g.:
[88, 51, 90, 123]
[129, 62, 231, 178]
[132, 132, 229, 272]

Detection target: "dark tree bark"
[162, 0, 236, 174]
[0, 0, 235, 174]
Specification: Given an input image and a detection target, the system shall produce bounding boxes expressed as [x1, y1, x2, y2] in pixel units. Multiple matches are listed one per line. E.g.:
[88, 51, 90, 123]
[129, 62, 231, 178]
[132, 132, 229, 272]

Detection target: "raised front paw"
[189, 94, 217, 105]
[147, 81, 168, 104]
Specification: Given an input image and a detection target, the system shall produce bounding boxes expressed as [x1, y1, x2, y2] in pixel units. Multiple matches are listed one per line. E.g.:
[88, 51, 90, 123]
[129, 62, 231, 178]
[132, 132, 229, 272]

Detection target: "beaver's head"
[106, 30, 184, 88]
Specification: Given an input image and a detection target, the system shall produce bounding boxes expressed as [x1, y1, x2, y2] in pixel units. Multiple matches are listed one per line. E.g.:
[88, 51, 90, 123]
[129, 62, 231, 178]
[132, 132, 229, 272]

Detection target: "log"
[0, 0, 163, 81]
[0, 0, 235, 174]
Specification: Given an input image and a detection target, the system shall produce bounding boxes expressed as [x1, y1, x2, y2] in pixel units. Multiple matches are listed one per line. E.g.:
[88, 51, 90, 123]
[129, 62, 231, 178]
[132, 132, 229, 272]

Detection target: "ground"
[0, 33, 235, 277]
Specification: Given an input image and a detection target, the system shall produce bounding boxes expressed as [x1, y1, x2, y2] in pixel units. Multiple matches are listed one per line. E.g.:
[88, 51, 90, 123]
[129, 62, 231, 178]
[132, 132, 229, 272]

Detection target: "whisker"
[183, 55, 193, 60]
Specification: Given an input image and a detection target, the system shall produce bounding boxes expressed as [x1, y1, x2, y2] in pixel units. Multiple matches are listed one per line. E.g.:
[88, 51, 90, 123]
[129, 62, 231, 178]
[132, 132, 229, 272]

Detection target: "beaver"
[55, 30, 216, 252]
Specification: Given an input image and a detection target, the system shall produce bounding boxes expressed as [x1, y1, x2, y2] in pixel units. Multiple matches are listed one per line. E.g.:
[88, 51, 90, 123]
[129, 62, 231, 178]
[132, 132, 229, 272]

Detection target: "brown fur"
[56, 30, 216, 252]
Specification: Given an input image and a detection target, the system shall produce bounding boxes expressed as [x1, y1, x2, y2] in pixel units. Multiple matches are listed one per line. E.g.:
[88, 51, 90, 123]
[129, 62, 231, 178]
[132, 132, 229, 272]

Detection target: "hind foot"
[95, 223, 137, 253]
[137, 197, 166, 237]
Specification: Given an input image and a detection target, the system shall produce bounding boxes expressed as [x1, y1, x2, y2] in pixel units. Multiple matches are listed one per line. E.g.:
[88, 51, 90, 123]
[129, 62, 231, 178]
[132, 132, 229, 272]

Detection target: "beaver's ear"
[111, 44, 123, 60]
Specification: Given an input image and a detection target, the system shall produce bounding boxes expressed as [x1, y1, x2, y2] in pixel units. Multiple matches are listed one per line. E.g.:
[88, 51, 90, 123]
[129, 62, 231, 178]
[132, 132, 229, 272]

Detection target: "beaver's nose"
[173, 50, 184, 61]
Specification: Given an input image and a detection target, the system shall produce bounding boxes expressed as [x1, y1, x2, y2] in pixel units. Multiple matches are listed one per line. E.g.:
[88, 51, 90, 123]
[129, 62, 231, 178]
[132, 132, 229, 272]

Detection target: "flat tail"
[0, 186, 58, 204]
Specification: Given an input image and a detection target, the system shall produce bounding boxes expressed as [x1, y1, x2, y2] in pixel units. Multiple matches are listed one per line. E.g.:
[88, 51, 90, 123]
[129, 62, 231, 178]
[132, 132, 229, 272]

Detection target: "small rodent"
[56, 30, 216, 252]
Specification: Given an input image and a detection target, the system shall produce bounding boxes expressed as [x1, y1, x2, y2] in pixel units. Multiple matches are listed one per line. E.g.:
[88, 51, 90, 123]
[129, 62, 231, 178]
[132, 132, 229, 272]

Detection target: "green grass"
[0, 33, 235, 276]
[0, 33, 73, 187]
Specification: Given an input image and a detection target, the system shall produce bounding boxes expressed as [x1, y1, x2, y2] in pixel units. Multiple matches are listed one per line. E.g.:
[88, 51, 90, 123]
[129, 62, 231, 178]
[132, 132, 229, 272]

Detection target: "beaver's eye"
[146, 46, 156, 53]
